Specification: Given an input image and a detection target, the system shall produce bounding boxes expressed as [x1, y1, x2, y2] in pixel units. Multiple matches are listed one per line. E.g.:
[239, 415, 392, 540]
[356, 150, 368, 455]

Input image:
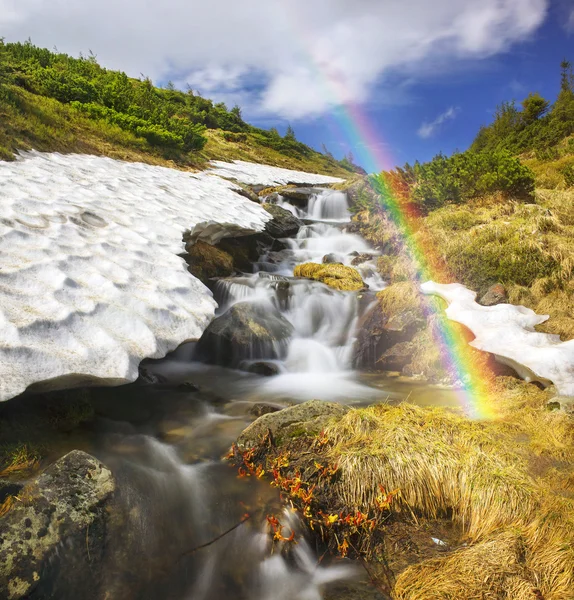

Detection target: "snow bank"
[209, 160, 344, 186]
[421, 281, 574, 396]
[0, 152, 284, 401]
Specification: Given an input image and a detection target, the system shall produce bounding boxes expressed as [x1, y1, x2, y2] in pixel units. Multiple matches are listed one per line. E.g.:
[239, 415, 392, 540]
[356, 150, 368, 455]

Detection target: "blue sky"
[249, 8, 573, 170]
[1, 0, 572, 172]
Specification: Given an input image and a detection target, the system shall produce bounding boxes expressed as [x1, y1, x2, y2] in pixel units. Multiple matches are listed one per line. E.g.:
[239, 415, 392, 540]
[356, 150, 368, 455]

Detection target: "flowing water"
[17, 189, 465, 599]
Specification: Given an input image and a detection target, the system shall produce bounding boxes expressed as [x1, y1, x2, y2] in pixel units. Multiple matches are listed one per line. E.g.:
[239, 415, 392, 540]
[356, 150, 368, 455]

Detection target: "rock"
[195, 302, 294, 367]
[479, 284, 508, 306]
[377, 341, 416, 371]
[217, 232, 281, 272]
[351, 253, 374, 266]
[263, 203, 304, 238]
[249, 403, 283, 417]
[294, 262, 366, 292]
[354, 285, 425, 371]
[237, 400, 348, 448]
[138, 366, 168, 385]
[242, 361, 281, 377]
[0, 450, 114, 600]
[322, 253, 341, 264]
[183, 240, 235, 284]
[278, 187, 329, 208]
[177, 381, 200, 392]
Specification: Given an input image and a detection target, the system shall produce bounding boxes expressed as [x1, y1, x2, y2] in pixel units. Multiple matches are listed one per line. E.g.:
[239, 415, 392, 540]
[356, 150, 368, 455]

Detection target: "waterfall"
[206, 188, 386, 402]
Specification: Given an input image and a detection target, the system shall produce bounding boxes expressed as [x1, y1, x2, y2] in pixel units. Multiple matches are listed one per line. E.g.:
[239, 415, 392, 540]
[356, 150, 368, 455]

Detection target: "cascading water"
[206, 188, 386, 402]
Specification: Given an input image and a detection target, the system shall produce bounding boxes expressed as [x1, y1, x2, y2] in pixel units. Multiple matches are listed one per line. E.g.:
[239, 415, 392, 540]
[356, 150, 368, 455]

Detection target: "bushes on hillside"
[382, 150, 535, 210]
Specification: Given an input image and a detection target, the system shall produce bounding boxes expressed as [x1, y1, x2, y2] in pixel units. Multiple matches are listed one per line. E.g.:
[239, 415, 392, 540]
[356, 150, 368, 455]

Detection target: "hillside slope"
[0, 40, 354, 177]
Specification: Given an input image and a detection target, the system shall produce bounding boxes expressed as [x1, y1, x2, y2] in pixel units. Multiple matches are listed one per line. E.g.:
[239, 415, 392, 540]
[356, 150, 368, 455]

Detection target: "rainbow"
[280, 11, 496, 419]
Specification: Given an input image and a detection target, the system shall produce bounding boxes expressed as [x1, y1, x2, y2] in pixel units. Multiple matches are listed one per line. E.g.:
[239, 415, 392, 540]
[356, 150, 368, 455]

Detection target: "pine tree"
[285, 124, 296, 140]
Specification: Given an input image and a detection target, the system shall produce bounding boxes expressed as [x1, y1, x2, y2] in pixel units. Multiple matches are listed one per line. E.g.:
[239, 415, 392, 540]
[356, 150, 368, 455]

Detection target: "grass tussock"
[320, 400, 574, 599]
[324, 404, 537, 540]
[294, 262, 365, 291]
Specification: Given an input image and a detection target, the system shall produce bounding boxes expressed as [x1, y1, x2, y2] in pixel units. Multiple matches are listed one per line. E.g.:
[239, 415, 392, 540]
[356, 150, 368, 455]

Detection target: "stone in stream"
[353, 287, 425, 371]
[0, 450, 114, 600]
[322, 253, 341, 264]
[237, 399, 348, 449]
[351, 253, 374, 266]
[242, 361, 281, 377]
[276, 187, 328, 208]
[195, 301, 294, 367]
[263, 203, 304, 238]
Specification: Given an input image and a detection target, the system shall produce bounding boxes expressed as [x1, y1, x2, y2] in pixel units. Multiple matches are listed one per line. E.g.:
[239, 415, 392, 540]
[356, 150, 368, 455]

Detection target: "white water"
[210, 189, 385, 402]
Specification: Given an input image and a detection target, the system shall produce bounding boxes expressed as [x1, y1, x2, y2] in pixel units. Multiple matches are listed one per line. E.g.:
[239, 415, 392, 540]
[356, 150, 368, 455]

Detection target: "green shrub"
[563, 164, 574, 188]
[410, 150, 535, 208]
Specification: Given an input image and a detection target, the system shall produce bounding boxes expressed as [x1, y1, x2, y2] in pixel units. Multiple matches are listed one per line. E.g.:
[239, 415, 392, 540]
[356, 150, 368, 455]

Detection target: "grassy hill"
[0, 39, 355, 176]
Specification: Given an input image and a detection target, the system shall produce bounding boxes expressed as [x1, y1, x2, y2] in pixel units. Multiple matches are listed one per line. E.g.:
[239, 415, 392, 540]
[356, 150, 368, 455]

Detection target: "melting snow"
[421, 281, 574, 396]
[0, 152, 340, 400]
[209, 159, 344, 186]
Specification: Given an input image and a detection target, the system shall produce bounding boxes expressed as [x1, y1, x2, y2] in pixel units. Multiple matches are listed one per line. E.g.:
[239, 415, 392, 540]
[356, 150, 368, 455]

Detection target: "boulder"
[294, 262, 366, 292]
[354, 283, 426, 371]
[237, 400, 348, 448]
[195, 302, 294, 367]
[322, 253, 341, 264]
[217, 232, 283, 272]
[278, 187, 328, 208]
[377, 341, 416, 372]
[263, 203, 304, 238]
[249, 403, 283, 417]
[241, 361, 281, 377]
[479, 284, 508, 306]
[0, 451, 114, 600]
[183, 240, 235, 283]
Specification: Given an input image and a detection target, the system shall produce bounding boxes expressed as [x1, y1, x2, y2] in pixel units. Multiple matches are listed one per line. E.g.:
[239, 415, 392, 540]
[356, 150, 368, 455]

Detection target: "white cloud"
[0, 0, 548, 120]
[418, 106, 460, 138]
[568, 9, 574, 32]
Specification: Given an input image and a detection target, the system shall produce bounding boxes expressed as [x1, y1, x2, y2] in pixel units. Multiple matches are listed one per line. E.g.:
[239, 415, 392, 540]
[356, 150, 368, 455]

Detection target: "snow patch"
[209, 160, 344, 186]
[0, 151, 276, 401]
[421, 281, 574, 396]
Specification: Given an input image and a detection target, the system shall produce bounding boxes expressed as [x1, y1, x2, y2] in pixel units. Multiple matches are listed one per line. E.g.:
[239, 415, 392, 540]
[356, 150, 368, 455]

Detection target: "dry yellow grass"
[320, 394, 574, 599]
[0, 495, 14, 518]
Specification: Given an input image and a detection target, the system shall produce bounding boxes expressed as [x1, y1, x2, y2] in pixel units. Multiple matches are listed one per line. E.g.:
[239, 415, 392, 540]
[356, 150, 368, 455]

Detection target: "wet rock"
[294, 262, 366, 292]
[263, 203, 304, 238]
[0, 450, 114, 600]
[249, 403, 283, 417]
[479, 283, 508, 306]
[322, 253, 341, 264]
[237, 400, 348, 449]
[242, 361, 281, 377]
[351, 253, 374, 266]
[217, 232, 282, 272]
[196, 301, 294, 367]
[354, 296, 425, 371]
[278, 187, 327, 208]
[183, 240, 235, 284]
[377, 341, 416, 372]
[138, 366, 168, 385]
[177, 381, 200, 392]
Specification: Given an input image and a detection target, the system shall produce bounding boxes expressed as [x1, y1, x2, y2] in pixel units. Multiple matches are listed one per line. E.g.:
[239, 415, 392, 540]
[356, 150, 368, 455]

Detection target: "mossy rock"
[294, 262, 365, 291]
[237, 400, 348, 449]
[0, 451, 114, 600]
[183, 240, 234, 284]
